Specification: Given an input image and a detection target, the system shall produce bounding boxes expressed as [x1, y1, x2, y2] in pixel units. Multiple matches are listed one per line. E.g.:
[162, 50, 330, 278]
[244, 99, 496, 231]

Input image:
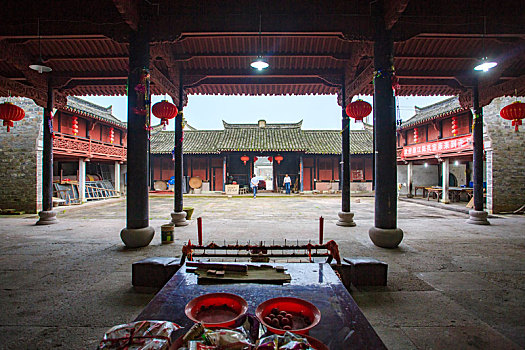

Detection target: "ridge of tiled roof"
[222, 120, 303, 129]
[400, 96, 467, 129]
[303, 129, 373, 154]
[65, 96, 126, 128]
[150, 128, 373, 155]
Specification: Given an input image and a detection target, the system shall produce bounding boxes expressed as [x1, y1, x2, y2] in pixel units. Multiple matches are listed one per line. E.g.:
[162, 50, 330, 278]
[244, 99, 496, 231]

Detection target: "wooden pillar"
[79, 158, 86, 203]
[337, 74, 355, 226]
[120, 18, 155, 247]
[37, 78, 58, 225]
[467, 80, 489, 224]
[368, 0, 403, 247]
[171, 70, 188, 226]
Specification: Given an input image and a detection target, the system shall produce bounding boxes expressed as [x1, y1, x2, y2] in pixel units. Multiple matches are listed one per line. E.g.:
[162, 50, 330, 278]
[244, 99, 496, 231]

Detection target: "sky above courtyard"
[81, 94, 451, 131]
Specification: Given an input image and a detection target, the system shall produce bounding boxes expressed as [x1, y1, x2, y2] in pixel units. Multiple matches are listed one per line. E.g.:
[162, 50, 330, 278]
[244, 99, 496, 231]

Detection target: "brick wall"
[0, 98, 43, 213]
[483, 96, 525, 213]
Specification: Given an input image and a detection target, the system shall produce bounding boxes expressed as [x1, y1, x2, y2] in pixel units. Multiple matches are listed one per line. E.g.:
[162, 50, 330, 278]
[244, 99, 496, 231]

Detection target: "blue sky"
[82, 94, 450, 131]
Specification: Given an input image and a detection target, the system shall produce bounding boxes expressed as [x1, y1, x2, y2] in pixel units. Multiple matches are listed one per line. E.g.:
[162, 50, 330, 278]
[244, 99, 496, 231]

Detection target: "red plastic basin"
[255, 297, 321, 335]
[185, 293, 248, 328]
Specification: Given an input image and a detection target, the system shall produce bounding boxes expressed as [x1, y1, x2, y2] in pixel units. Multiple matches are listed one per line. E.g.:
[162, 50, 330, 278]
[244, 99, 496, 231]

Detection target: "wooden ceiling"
[0, 0, 524, 108]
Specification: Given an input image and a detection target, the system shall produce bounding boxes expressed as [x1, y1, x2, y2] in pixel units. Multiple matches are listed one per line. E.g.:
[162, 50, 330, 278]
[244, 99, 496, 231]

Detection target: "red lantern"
[268, 156, 273, 163]
[109, 127, 114, 143]
[0, 102, 25, 132]
[500, 101, 525, 132]
[240, 155, 250, 165]
[414, 128, 419, 143]
[346, 100, 372, 123]
[253, 156, 258, 162]
[71, 116, 79, 135]
[152, 100, 178, 128]
[451, 116, 458, 136]
[274, 155, 284, 164]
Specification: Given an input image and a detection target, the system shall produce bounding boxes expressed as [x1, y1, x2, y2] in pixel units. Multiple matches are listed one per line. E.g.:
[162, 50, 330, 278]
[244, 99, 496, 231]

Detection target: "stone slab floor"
[0, 196, 524, 349]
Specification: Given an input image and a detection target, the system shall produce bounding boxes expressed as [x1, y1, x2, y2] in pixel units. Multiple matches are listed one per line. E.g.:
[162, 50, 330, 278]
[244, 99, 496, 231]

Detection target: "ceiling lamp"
[251, 15, 269, 70]
[29, 19, 52, 74]
[473, 17, 497, 72]
[473, 58, 498, 72]
[251, 57, 269, 70]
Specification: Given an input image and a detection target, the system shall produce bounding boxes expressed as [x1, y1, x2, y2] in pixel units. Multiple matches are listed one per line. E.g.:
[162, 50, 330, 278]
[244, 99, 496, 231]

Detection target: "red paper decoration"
[268, 156, 273, 163]
[253, 156, 258, 162]
[109, 127, 114, 143]
[71, 116, 79, 135]
[152, 100, 178, 128]
[500, 101, 525, 132]
[240, 155, 250, 165]
[345, 100, 372, 122]
[0, 102, 25, 132]
[451, 116, 458, 136]
[414, 128, 419, 143]
[274, 155, 284, 164]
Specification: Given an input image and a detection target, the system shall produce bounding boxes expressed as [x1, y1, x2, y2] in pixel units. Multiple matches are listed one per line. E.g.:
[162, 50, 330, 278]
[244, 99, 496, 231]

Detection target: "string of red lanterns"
[71, 116, 79, 135]
[414, 128, 419, 143]
[451, 116, 458, 136]
[109, 127, 114, 143]
[500, 101, 525, 132]
[0, 102, 25, 132]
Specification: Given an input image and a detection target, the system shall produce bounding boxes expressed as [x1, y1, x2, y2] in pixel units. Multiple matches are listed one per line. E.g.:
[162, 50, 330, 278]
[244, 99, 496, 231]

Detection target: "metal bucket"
[161, 224, 175, 244]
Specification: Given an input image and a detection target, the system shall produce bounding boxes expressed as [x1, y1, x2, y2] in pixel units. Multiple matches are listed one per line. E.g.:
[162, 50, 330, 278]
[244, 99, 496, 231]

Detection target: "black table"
[136, 263, 387, 350]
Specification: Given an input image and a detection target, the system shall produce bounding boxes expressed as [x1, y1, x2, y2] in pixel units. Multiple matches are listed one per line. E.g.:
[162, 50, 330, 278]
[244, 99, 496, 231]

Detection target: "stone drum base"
[336, 211, 356, 227]
[36, 210, 58, 225]
[171, 211, 189, 227]
[466, 210, 490, 225]
[121, 226, 155, 248]
[369, 227, 404, 249]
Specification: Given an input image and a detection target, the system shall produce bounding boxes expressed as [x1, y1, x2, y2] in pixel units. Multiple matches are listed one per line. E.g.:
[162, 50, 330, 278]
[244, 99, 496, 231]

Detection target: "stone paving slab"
[0, 196, 523, 349]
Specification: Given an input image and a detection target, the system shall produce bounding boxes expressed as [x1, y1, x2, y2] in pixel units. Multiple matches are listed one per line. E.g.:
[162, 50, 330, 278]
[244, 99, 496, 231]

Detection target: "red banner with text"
[402, 135, 473, 158]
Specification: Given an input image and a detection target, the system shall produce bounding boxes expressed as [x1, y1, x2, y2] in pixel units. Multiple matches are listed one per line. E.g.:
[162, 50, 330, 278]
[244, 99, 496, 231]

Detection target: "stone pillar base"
[440, 199, 450, 204]
[466, 210, 490, 225]
[369, 227, 403, 249]
[171, 211, 189, 227]
[407, 194, 414, 198]
[36, 210, 58, 225]
[120, 226, 155, 248]
[336, 211, 356, 227]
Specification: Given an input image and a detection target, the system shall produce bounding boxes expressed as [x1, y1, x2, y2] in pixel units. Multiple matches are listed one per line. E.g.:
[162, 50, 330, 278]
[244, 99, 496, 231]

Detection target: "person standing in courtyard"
[250, 175, 259, 198]
[284, 174, 291, 194]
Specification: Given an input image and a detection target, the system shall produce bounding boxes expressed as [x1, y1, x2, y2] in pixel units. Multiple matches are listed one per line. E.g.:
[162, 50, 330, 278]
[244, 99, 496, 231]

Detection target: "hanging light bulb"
[251, 14, 269, 70]
[473, 17, 497, 72]
[29, 19, 52, 74]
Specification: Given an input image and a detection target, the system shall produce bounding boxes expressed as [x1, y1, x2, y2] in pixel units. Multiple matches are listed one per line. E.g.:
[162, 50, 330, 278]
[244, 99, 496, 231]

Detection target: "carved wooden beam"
[0, 75, 67, 108]
[344, 62, 374, 105]
[149, 64, 180, 104]
[385, 0, 410, 30]
[0, 40, 48, 89]
[112, 0, 139, 31]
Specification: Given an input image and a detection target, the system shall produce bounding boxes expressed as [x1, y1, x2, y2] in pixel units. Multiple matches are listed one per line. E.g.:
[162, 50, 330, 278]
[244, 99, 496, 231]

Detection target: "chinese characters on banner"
[402, 135, 473, 158]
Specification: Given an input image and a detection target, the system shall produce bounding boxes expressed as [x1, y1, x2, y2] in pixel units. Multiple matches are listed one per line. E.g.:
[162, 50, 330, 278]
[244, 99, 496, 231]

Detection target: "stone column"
[36, 79, 58, 225]
[114, 161, 121, 194]
[441, 158, 450, 203]
[78, 158, 86, 203]
[368, 1, 403, 248]
[222, 156, 227, 192]
[467, 81, 490, 224]
[407, 161, 413, 198]
[337, 74, 356, 227]
[120, 20, 155, 247]
[171, 70, 188, 226]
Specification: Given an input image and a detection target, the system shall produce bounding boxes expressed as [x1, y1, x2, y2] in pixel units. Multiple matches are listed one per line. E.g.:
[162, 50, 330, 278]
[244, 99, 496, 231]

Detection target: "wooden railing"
[52, 132, 126, 161]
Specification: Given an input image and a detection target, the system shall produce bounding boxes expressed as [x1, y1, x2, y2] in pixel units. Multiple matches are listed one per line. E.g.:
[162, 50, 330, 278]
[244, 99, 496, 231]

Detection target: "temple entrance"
[253, 156, 273, 191]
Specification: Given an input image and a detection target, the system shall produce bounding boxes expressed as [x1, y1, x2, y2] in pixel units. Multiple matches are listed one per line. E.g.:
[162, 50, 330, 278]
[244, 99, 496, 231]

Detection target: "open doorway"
[254, 156, 273, 191]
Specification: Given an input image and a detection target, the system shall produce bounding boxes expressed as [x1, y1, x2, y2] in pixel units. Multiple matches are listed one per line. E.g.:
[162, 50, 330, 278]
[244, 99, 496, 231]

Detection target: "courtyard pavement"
[0, 196, 524, 349]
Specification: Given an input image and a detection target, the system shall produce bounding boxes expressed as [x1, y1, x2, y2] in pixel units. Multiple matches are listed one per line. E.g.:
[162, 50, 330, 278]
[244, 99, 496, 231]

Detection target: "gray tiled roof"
[150, 121, 373, 155]
[65, 97, 126, 128]
[400, 96, 466, 129]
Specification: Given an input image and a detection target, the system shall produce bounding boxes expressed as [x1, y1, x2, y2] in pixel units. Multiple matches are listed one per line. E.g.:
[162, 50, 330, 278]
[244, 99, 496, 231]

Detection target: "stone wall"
[397, 164, 440, 195]
[0, 98, 43, 213]
[483, 96, 525, 213]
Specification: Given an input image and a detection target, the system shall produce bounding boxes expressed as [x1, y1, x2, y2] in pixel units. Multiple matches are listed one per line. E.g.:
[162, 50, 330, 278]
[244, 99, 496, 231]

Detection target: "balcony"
[52, 132, 126, 161]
